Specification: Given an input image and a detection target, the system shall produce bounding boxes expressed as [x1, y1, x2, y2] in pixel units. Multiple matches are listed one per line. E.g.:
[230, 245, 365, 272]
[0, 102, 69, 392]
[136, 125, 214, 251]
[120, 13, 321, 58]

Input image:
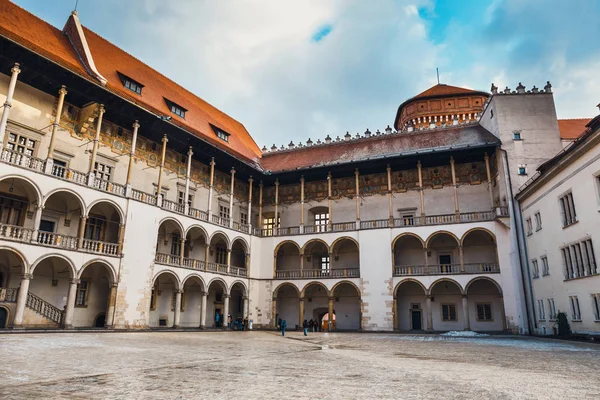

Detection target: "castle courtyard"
[0, 332, 598, 399]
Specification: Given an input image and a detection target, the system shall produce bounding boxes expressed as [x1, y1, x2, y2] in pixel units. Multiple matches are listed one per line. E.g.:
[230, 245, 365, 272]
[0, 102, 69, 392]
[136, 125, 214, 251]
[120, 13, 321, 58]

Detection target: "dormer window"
[164, 98, 187, 119]
[210, 124, 230, 143]
[117, 72, 143, 95]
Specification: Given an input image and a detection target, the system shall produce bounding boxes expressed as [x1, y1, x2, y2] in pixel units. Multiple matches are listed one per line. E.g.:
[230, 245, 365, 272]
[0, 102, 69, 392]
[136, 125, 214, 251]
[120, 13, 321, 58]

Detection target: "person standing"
[309, 319, 314, 333]
[277, 317, 282, 332]
[303, 319, 309, 336]
[281, 319, 287, 336]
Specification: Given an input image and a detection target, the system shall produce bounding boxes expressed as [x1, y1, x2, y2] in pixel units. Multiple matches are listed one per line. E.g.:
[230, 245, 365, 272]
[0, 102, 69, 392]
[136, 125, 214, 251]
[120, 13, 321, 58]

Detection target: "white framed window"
[6, 132, 37, 156]
[219, 205, 230, 219]
[547, 298, 556, 320]
[591, 294, 600, 321]
[262, 215, 280, 237]
[94, 162, 112, 181]
[240, 212, 248, 225]
[569, 296, 581, 320]
[441, 304, 457, 321]
[537, 299, 545, 321]
[75, 280, 90, 307]
[541, 256, 549, 276]
[531, 259, 539, 279]
[177, 190, 193, 207]
[534, 212, 542, 231]
[582, 239, 597, 276]
[215, 245, 227, 265]
[320, 256, 330, 271]
[559, 191, 577, 227]
[526, 217, 533, 235]
[314, 212, 329, 232]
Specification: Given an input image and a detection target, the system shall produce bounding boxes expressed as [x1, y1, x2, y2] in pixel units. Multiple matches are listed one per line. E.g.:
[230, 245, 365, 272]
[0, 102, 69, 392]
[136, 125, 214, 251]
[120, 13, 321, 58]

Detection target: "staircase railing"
[25, 291, 63, 324]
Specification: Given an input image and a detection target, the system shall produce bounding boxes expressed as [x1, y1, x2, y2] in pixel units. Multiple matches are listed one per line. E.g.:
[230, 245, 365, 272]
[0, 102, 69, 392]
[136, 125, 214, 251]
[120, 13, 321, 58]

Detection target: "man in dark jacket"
[303, 319, 309, 336]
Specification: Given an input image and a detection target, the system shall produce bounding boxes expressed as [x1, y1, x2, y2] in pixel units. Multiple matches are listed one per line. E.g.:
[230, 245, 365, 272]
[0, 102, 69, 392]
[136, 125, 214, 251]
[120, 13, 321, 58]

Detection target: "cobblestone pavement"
[1, 331, 599, 399]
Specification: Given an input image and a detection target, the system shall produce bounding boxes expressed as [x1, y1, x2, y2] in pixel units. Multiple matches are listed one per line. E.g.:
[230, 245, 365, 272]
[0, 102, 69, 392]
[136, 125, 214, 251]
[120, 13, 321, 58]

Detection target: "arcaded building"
[0, 1, 590, 334]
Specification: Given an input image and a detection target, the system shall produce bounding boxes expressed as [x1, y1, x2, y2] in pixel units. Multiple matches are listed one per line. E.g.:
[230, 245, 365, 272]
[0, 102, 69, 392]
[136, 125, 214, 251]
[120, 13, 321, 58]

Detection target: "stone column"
[274, 179, 279, 233]
[31, 205, 44, 243]
[204, 245, 210, 269]
[300, 252, 304, 272]
[247, 177, 253, 229]
[243, 296, 249, 319]
[13, 273, 32, 328]
[393, 297, 398, 331]
[300, 176, 305, 233]
[327, 172, 333, 230]
[450, 157, 459, 220]
[258, 181, 263, 230]
[179, 238, 186, 265]
[299, 297, 305, 328]
[484, 153, 494, 210]
[462, 295, 470, 331]
[156, 134, 168, 206]
[184, 146, 193, 214]
[459, 245, 464, 272]
[425, 295, 433, 331]
[328, 296, 334, 331]
[223, 294, 230, 328]
[63, 278, 79, 329]
[87, 104, 105, 185]
[226, 249, 231, 273]
[387, 164, 393, 224]
[0, 63, 21, 147]
[271, 297, 277, 328]
[117, 223, 125, 255]
[417, 161, 425, 218]
[199, 291, 208, 328]
[105, 283, 118, 328]
[229, 167, 235, 228]
[77, 216, 88, 249]
[207, 157, 215, 216]
[44, 85, 68, 174]
[500, 296, 507, 331]
[355, 169, 360, 229]
[173, 289, 182, 328]
[125, 120, 140, 196]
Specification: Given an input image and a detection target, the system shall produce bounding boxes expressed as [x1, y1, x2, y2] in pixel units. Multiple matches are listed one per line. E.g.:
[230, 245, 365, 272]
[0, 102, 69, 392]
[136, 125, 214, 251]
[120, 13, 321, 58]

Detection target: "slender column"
[125, 120, 140, 194]
[44, 85, 68, 173]
[229, 168, 235, 228]
[450, 157, 459, 220]
[105, 283, 118, 328]
[245, 253, 250, 271]
[417, 161, 425, 218]
[77, 216, 88, 249]
[459, 245, 464, 272]
[156, 134, 168, 205]
[484, 153, 494, 210]
[180, 238, 186, 265]
[31, 205, 44, 242]
[173, 289, 182, 328]
[184, 146, 193, 214]
[299, 297, 305, 328]
[271, 297, 277, 328]
[300, 252, 304, 272]
[328, 296, 334, 331]
[207, 157, 215, 216]
[87, 104, 106, 183]
[117, 223, 125, 255]
[393, 297, 398, 331]
[223, 294, 230, 328]
[387, 165, 393, 224]
[204, 245, 210, 269]
[258, 181, 263, 229]
[243, 296, 249, 319]
[500, 296, 507, 331]
[424, 248, 429, 267]
[247, 177, 253, 229]
[0, 63, 21, 146]
[199, 291, 208, 328]
[226, 248, 231, 273]
[425, 295, 433, 331]
[13, 273, 32, 328]
[327, 172, 333, 229]
[300, 176, 305, 232]
[355, 169, 360, 227]
[63, 278, 79, 328]
[462, 295, 470, 331]
[274, 179, 279, 232]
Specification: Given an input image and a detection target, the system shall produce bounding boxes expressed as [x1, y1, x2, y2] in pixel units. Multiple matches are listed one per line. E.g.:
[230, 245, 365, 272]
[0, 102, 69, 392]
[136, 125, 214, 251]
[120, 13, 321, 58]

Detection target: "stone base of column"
[43, 158, 54, 174]
[173, 325, 180, 329]
[63, 324, 73, 329]
[199, 325, 206, 330]
[355, 220, 360, 230]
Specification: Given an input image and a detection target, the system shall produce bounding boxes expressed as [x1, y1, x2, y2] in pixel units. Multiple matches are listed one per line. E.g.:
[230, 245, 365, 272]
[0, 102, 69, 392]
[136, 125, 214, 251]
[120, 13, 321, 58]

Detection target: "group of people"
[303, 319, 322, 335]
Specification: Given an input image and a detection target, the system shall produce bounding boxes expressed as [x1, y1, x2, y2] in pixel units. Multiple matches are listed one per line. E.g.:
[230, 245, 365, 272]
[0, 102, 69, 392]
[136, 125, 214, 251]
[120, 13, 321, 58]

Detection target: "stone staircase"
[0, 288, 63, 325]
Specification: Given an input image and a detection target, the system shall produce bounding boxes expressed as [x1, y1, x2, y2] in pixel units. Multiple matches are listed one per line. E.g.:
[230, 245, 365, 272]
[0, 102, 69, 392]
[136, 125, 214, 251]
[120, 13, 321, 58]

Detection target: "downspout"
[500, 149, 536, 334]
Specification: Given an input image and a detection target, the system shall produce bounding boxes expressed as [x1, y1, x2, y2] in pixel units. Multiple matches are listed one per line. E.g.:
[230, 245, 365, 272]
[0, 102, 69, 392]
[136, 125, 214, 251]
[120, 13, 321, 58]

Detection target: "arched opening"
[273, 283, 299, 330]
[39, 190, 84, 248]
[395, 280, 427, 331]
[331, 282, 361, 330]
[462, 230, 499, 273]
[428, 232, 460, 274]
[303, 240, 329, 279]
[230, 239, 248, 276]
[0, 177, 40, 232]
[183, 226, 208, 269]
[0, 248, 26, 328]
[85, 202, 121, 250]
[275, 242, 300, 278]
[208, 233, 229, 272]
[180, 276, 204, 327]
[466, 278, 505, 332]
[303, 282, 329, 331]
[30, 256, 75, 328]
[330, 239, 359, 278]
[0, 306, 8, 328]
[156, 219, 184, 265]
[229, 282, 247, 329]
[430, 279, 463, 331]
[149, 272, 179, 328]
[73, 261, 114, 328]
[393, 234, 425, 275]
[321, 312, 335, 331]
[207, 279, 227, 328]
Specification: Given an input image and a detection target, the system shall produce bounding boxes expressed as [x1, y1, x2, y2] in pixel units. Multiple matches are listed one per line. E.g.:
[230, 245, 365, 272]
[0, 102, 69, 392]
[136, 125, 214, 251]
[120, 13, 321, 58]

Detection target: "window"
[441, 304, 457, 321]
[210, 125, 230, 143]
[240, 212, 248, 225]
[94, 162, 112, 181]
[0, 195, 27, 226]
[548, 298, 556, 320]
[321, 256, 330, 271]
[534, 212, 542, 231]
[177, 191, 193, 208]
[150, 285, 157, 311]
[582, 239, 597, 276]
[6, 132, 36, 156]
[559, 192, 577, 227]
[531, 259, 539, 278]
[85, 216, 105, 241]
[592, 294, 600, 321]
[262, 215, 280, 236]
[165, 98, 187, 119]
[541, 256, 549, 276]
[563, 239, 596, 279]
[75, 280, 90, 307]
[476, 303, 493, 321]
[118, 72, 143, 95]
[518, 165, 527, 176]
[402, 214, 415, 226]
[171, 291, 185, 312]
[537, 299, 546, 320]
[219, 205, 230, 220]
[314, 212, 329, 232]
[526, 218, 533, 236]
[215, 245, 227, 265]
[513, 131, 522, 140]
[52, 159, 68, 178]
[570, 296, 581, 320]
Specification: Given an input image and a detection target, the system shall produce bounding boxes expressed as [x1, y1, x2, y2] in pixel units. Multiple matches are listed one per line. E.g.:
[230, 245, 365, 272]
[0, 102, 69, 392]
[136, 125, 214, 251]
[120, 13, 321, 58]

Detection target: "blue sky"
[13, 0, 600, 147]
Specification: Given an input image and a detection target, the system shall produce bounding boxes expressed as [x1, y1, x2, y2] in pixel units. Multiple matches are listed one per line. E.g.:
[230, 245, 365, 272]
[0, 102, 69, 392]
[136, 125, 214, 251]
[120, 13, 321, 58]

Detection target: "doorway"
[410, 303, 422, 330]
[94, 313, 106, 328]
[439, 254, 452, 273]
[0, 307, 8, 328]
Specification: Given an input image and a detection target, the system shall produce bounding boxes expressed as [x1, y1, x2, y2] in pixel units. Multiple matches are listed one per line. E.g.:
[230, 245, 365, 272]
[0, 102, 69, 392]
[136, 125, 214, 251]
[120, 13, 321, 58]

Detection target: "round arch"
[425, 230, 460, 248]
[77, 259, 117, 284]
[209, 231, 231, 249]
[274, 240, 301, 256]
[330, 236, 359, 252]
[393, 278, 427, 298]
[331, 280, 361, 296]
[42, 188, 86, 215]
[0, 305, 11, 329]
[181, 273, 206, 289]
[428, 278, 464, 295]
[392, 232, 426, 250]
[301, 238, 330, 254]
[152, 270, 181, 290]
[30, 253, 77, 277]
[301, 280, 330, 298]
[0, 245, 29, 273]
[87, 198, 125, 223]
[157, 217, 185, 236]
[207, 277, 228, 292]
[0, 175, 42, 205]
[460, 227, 497, 246]
[464, 276, 503, 296]
[231, 237, 249, 252]
[184, 224, 209, 239]
[272, 282, 300, 298]
[229, 280, 248, 296]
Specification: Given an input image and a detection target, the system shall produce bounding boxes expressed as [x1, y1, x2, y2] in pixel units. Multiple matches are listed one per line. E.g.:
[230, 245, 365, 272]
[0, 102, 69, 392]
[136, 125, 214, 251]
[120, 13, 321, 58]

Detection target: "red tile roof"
[557, 118, 591, 140]
[412, 84, 483, 99]
[0, 0, 262, 164]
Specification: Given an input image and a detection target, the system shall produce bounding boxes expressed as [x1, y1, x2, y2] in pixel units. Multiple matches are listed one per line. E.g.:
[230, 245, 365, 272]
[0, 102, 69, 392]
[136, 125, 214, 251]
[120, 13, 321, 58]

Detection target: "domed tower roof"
[394, 84, 489, 131]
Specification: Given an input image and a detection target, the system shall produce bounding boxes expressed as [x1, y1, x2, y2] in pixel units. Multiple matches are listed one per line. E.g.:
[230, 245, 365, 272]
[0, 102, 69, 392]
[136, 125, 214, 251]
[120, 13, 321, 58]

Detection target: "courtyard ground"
[0, 331, 599, 399]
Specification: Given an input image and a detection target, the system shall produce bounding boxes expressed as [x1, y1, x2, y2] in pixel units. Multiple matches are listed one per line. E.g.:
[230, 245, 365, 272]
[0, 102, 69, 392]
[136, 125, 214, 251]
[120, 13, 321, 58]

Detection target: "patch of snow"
[441, 331, 489, 337]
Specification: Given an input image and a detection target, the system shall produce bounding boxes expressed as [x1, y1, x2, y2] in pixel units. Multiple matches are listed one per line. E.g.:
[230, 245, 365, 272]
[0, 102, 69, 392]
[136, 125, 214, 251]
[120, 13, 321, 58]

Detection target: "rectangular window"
[262, 216, 280, 236]
[441, 304, 457, 321]
[537, 299, 546, 320]
[570, 296, 581, 320]
[75, 280, 89, 307]
[582, 239, 597, 275]
[215, 246, 227, 265]
[526, 218, 533, 235]
[562, 247, 574, 279]
[541, 256, 549, 276]
[219, 205, 230, 219]
[240, 212, 248, 225]
[177, 191, 193, 207]
[124, 78, 142, 94]
[0, 195, 27, 226]
[559, 192, 577, 227]
[171, 104, 185, 118]
[531, 259, 539, 279]
[85, 216, 105, 241]
[170, 235, 182, 256]
[548, 298, 556, 320]
[314, 212, 329, 232]
[513, 131, 522, 140]
[591, 294, 600, 321]
[94, 162, 112, 181]
[216, 130, 229, 142]
[402, 214, 415, 226]
[534, 212, 542, 231]
[476, 303, 493, 321]
[321, 256, 330, 271]
[6, 132, 37, 156]
[518, 165, 527, 176]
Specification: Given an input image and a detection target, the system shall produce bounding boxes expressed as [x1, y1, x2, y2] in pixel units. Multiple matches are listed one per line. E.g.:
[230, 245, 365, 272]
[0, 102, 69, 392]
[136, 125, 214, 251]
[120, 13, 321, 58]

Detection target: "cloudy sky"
[15, 0, 600, 148]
